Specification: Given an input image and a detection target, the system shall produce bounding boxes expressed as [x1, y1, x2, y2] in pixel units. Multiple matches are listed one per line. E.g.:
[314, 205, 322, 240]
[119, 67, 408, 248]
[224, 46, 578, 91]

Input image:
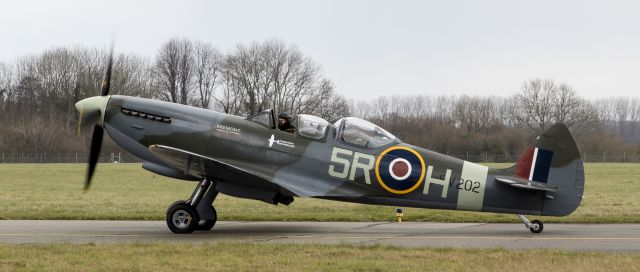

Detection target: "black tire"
[196, 206, 217, 231]
[529, 220, 544, 234]
[166, 202, 200, 234]
[166, 200, 186, 215]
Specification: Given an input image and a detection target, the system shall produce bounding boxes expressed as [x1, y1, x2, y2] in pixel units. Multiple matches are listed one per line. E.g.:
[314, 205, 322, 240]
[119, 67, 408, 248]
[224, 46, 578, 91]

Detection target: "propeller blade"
[100, 42, 114, 96]
[76, 108, 84, 136]
[81, 39, 114, 190]
[84, 125, 104, 190]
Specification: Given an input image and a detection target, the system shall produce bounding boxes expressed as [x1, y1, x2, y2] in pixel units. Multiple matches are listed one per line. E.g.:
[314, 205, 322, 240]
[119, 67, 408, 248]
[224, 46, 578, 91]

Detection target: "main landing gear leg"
[166, 178, 219, 234]
[518, 214, 543, 234]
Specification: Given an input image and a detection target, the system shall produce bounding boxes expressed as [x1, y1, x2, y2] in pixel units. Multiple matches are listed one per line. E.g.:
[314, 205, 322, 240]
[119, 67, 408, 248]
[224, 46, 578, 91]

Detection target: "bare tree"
[630, 98, 640, 141]
[513, 79, 556, 131]
[73, 47, 106, 102]
[262, 40, 320, 115]
[302, 79, 349, 121]
[192, 41, 223, 108]
[612, 97, 630, 135]
[453, 95, 502, 133]
[112, 53, 153, 98]
[553, 83, 599, 135]
[512, 79, 598, 135]
[38, 48, 81, 115]
[592, 96, 640, 142]
[214, 64, 243, 115]
[2, 41, 638, 158]
[223, 41, 270, 115]
[153, 38, 194, 105]
[0, 62, 13, 111]
[13, 56, 41, 116]
[218, 39, 336, 117]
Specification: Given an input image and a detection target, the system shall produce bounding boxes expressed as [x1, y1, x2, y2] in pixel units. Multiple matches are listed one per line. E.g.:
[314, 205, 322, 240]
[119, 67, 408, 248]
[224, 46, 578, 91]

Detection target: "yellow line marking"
[1, 234, 639, 241]
[272, 236, 640, 241]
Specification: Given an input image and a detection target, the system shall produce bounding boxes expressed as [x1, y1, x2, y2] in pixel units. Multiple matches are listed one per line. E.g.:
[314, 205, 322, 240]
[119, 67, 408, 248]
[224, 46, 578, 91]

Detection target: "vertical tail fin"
[513, 123, 585, 216]
[514, 146, 555, 183]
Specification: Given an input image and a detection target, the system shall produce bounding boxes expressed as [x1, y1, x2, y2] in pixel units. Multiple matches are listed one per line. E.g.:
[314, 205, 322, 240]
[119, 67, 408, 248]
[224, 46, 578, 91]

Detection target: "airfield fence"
[0, 152, 140, 164]
[1, 151, 639, 164]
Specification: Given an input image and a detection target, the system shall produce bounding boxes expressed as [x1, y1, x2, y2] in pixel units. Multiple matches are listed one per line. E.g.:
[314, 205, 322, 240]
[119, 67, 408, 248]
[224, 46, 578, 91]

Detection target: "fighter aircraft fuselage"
[99, 95, 583, 218]
[75, 50, 583, 234]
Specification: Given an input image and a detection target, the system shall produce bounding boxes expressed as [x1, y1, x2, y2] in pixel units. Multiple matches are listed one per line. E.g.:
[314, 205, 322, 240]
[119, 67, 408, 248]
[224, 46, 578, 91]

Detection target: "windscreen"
[297, 114, 329, 139]
[338, 117, 396, 148]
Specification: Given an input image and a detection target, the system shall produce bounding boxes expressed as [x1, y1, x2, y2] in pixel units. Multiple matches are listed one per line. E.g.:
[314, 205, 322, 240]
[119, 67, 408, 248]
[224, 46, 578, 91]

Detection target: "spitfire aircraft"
[76, 50, 585, 234]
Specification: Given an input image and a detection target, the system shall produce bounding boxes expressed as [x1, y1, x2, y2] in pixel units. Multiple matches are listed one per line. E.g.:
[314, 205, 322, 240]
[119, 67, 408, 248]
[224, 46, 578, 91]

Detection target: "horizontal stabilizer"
[495, 176, 558, 192]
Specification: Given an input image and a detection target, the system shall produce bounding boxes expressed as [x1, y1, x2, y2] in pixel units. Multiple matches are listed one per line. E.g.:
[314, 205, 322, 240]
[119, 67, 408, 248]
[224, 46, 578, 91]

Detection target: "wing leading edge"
[148, 145, 323, 200]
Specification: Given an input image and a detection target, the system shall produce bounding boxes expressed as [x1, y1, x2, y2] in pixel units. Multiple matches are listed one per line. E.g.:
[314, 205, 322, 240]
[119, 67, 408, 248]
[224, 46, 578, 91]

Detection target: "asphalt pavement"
[1, 220, 639, 252]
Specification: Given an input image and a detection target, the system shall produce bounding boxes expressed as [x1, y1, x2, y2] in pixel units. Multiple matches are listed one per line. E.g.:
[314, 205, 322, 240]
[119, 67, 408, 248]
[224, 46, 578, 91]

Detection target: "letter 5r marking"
[328, 147, 352, 179]
[328, 147, 375, 184]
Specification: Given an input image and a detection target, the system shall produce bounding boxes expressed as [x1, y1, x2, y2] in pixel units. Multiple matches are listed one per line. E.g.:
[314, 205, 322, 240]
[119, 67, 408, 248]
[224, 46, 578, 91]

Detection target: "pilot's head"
[278, 112, 292, 129]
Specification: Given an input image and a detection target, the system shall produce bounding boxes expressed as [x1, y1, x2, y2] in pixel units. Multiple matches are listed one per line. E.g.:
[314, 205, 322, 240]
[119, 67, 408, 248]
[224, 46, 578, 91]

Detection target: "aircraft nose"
[75, 96, 110, 127]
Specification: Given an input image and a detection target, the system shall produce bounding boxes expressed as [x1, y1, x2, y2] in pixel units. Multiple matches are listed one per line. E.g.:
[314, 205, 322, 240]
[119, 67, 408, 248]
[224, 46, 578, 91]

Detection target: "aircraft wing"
[148, 144, 333, 200]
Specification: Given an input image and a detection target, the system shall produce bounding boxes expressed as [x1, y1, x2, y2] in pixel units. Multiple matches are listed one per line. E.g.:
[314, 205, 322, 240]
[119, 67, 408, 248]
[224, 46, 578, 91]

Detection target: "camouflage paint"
[101, 95, 584, 217]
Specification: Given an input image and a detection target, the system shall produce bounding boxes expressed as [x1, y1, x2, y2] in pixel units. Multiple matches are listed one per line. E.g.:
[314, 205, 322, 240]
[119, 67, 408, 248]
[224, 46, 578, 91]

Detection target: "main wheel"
[529, 220, 544, 234]
[166, 202, 200, 234]
[196, 206, 217, 231]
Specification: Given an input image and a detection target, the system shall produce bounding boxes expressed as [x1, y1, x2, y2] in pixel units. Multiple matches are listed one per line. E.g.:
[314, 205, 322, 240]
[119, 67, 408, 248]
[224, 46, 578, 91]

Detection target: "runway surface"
[1, 220, 639, 252]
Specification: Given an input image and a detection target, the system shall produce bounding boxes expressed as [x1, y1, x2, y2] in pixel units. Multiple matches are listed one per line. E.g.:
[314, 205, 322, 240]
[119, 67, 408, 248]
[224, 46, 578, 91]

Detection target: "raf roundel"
[375, 146, 426, 194]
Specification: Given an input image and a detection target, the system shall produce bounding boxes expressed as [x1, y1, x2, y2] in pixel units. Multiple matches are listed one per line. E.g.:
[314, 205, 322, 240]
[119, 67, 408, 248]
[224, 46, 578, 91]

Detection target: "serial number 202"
[455, 178, 480, 193]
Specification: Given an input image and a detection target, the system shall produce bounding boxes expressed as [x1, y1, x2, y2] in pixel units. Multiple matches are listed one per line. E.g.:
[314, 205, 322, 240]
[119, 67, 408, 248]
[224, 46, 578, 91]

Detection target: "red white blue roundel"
[375, 146, 426, 194]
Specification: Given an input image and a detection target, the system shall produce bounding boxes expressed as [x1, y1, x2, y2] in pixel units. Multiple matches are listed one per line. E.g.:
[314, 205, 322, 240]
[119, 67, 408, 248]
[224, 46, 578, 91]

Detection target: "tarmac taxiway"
[1, 220, 638, 252]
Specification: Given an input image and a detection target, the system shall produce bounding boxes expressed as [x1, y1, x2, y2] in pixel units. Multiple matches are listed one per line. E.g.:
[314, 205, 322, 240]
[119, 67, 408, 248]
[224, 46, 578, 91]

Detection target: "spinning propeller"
[75, 43, 114, 190]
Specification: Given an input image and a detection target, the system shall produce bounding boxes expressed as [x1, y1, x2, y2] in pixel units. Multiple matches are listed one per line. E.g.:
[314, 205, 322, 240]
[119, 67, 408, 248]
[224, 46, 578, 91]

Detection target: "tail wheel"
[529, 220, 544, 234]
[167, 202, 200, 234]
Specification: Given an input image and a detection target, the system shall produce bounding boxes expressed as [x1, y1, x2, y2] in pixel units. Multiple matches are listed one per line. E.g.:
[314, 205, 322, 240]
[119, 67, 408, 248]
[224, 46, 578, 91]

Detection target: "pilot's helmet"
[278, 112, 292, 122]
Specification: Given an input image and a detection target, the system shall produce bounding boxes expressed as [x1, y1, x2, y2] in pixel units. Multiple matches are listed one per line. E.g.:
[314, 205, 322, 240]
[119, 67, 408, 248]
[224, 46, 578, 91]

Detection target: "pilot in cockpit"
[278, 112, 296, 133]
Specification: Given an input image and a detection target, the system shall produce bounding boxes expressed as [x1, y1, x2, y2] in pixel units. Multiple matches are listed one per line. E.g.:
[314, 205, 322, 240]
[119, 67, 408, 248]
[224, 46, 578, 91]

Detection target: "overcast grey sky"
[1, 0, 638, 100]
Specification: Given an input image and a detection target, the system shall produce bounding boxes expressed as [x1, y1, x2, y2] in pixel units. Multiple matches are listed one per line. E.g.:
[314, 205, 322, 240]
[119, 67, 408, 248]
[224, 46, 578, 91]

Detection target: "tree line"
[353, 87, 639, 160]
[0, 38, 638, 160]
[0, 38, 348, 154]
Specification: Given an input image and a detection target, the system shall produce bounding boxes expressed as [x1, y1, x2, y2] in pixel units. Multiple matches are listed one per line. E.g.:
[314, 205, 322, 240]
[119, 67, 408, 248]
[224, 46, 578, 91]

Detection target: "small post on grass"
[395, 208, 404, 223]
[75, 152, 78, 164]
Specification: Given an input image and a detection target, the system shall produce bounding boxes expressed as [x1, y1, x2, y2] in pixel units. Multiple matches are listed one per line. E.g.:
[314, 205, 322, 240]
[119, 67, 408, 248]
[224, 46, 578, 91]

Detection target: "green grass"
[0, 243, 638, 272]
[0, 163, 638, 223]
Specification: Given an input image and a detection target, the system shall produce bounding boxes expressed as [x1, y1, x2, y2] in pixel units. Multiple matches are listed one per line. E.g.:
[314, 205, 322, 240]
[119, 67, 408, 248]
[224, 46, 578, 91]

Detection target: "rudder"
[512, 123, 585, 216]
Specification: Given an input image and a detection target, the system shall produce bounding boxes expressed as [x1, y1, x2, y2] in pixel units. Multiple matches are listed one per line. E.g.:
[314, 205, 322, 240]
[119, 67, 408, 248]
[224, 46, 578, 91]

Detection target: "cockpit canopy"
[296, 114, 330, 139]
[249, 110, 331, 138]
[248, 110, 397, 148]
[335, 117, 397, 148]
[248, 109, 276, 129]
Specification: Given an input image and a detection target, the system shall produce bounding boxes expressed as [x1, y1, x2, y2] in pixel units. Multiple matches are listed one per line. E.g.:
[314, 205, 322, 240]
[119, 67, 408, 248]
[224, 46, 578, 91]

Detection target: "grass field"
[0, 243, 638, 272]
[0, 163, 638, 223]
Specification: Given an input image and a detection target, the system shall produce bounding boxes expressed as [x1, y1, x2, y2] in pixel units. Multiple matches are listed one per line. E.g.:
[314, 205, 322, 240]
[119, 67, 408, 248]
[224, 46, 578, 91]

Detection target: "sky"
[1, 0, 638, 100]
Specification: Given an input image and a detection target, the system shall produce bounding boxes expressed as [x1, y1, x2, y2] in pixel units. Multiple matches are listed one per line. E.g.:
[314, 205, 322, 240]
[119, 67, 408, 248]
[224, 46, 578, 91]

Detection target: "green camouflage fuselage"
[103, 95, 585, 217]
